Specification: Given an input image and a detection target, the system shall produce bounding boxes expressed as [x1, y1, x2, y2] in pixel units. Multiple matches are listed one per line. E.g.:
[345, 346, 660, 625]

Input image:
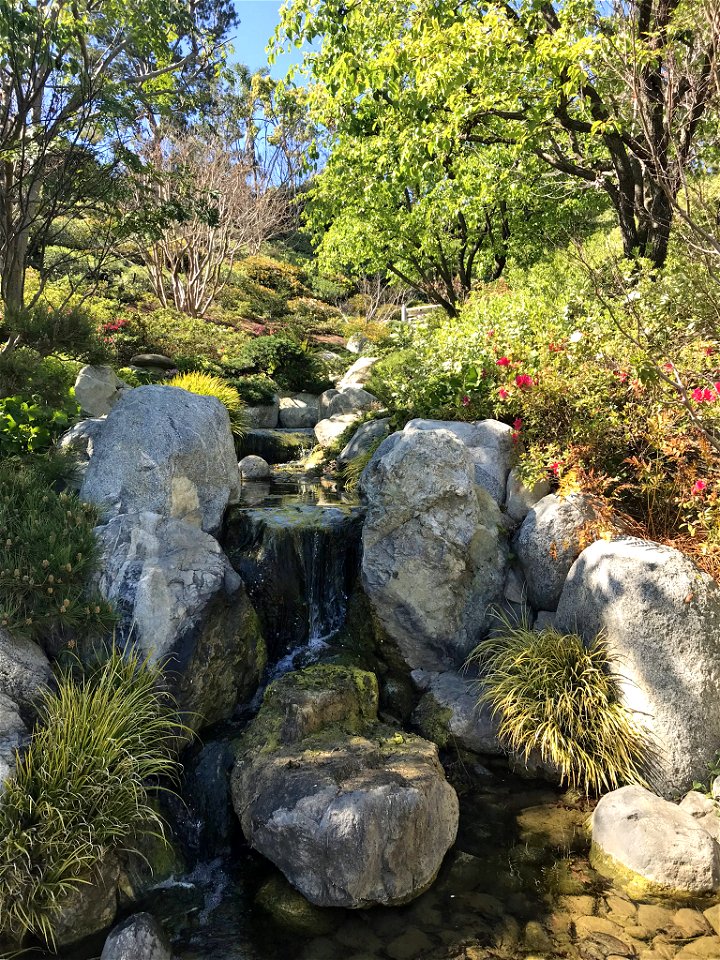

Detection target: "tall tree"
[0, 0, 230, 340]
[278, 0, 720, 270]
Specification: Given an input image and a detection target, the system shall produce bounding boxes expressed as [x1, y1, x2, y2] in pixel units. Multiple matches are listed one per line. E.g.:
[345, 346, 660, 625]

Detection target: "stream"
[55, 476, 717, 960]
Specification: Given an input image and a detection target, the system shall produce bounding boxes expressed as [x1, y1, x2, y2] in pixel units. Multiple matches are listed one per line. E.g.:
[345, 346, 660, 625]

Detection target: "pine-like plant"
[470, 620, 647, 795]
[169, 370, 248, 437]
[0, 650, 182, 949]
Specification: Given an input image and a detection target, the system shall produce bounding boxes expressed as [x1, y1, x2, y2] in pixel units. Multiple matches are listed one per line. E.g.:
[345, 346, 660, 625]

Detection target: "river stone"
[74, 365, 128, 417]
[361, 427, 507, 669]
[92, 511, 265, 731]
[239, 455, 270, 480]
[411, 669, 503, 755]
[514, 493, 598, 610]
[338, 356, 378, 390]
[0, 627, 52, 719]
[245, 397, 279, 429]
[53, 856, 121, 947]
[231, 665, 459, 908]
[279, 393, 320, 428]
[315, 413, 362, 448]
[337, 418, 391, 466]
[591, 785, 720, 896]
[100, 912, 172, 960]
[80, 385, 240, 536]
[555, 537, 720, 797]
[322, 387, 379, 418]
[505, 468, 552, 523]
[404, 418, 515, 507]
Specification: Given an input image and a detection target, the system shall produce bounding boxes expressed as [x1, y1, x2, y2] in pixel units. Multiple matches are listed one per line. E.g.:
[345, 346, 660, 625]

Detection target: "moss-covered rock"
[231, 664, 459, 909]
[256, 875, 340, 936]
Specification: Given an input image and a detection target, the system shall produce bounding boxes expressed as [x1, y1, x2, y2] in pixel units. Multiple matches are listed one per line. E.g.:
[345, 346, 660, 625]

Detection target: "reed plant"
[169, 370, 248, 437]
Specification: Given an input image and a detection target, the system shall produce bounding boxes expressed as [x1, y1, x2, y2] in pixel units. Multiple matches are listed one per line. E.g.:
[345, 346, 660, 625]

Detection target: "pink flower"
[692, 387, 717, 404]
[662, 362, 674, 373]
[496, 356, 510, 367]
[613, 370, 628, 383]
[513, 418, 523, 430]
[511, 430, 520, 443]
[515, 374, 534, 389]
[706, 346, 715, 356]
[549, 461, 560, 477]
[692, 480, 708, 496]
[461, 395, 471, 407]
[486, 329, 495, 338]
[715, 382, 720, 395]
[498, 387, 509, 400]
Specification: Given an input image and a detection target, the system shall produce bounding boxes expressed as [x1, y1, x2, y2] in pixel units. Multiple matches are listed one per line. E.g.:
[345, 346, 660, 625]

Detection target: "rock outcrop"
[337, 418, 390, 466]
[92, 511, 265, 730]
[361, 426, 506, 669]
[555, 537, 720, 796]
[80, 385, 240, 536]
[231, 664, 458, 908]
[100, 913, 172, 960]
[279, 393, 320, 428]
[411, 669, 502, 756]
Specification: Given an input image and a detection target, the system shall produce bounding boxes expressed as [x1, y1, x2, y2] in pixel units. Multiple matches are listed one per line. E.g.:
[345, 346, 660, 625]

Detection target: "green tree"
[0, 0, 232, 344]
[278, 0, 720, 271]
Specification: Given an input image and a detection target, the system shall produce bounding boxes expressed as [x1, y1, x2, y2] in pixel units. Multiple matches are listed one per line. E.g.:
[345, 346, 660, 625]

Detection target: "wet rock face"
[92, 511, 265, 730]
[80, 385, 240, 537]
[411, 669, 503, 756]
[100, 912, 172, 960]
[361, 427, 507, 670]
[591, 785, 720, 897]
[239, 427, 315, 464]
[231, 665, 459, 909]
[556, 537, 720, 797]
[224, 503, 364, 660]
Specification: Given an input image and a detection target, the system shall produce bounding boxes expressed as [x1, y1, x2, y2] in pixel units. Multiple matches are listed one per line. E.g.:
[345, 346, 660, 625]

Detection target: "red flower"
[461, 395, 471, 407]
[515, 374, 534, 389]
[692, 387, 717, 403]
[706, 346, 715, 356]
[511, 430, 520, 443]
[496, 356, 510, 367]
[498, 387, 509, 400]
[613, 370, 628, 383]
[486, 329, 495, 338]
[692, 479, 708, 496]
[548, 341, 565, 353]
[549, 461, 560, 477]
[662, 362, 674, 373]
[513, 418, 523, 430]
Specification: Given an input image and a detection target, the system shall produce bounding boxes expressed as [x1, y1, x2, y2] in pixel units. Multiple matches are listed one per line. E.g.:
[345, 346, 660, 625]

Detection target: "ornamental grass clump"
[0, 458, 114, 640]
[0, 650, 181, 949]
[470, 621, 647, 796]
[169, 370, 248, 437]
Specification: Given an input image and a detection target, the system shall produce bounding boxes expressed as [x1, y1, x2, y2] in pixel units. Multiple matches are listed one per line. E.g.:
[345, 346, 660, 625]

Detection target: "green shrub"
[117, 309, 248, 364]
[0, 649, 181, 948]
[0, 459, 114, 640]
[168, 371, 248, 437]
[238, 254, 308, 297]
[470, 621, 647, 795]
[225, 373, 278, 406]
[238, 334, 331, 392]
[0, 348, 80, 403]
[0, 304, 108, 364]
[0, 396, 78, 456]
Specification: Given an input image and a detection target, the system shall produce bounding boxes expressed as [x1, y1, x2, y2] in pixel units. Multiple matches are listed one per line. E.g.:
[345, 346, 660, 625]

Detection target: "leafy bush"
[470, 621, 647, 795]
[0, 396, 77, 456]
[169, 371, 247, 437]
[0, 347, 80, 403]
[238, 334, 331, 392]
[0, 458, 114, 641]
[237, 254, 308, 297]
[117, 308, 248, 364]
[226, 373, 278, 406]
[0, 304, 108, 364]
[0, 650, 181, 948]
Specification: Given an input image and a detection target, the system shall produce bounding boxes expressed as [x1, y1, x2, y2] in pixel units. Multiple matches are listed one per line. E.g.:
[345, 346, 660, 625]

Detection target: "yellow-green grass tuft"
[169, 370, 248, 437]
[469, 620, 647, 796]
[0, 649, 183, 949]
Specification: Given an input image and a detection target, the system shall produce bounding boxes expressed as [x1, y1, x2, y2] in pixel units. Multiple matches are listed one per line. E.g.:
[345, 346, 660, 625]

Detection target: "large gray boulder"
[555, 537, 720, 797]
[0, 693, 28, 789]
[361, 427, 507, 669]
[58, 416, 107, 485]
[321, 386, 379, 419]
[314, 413, 361, 448]
[338, 356, 378, 390]
[404, 418, 515, 506]
[100, 913, 172, 960]
[80, 385, 240, 536]
[278, 393, 320, 428]
[591, 786, 720, 896]
[0, 628, 52, 719]
[74, 365, 128, 417]
[337, 418, 390, 466]
[411, 669, 502, 755]
[514, 493, 597, 610]
[92, 512, 265, 730]
[232, 665, 458, 908]
[245, 397, 279, 429]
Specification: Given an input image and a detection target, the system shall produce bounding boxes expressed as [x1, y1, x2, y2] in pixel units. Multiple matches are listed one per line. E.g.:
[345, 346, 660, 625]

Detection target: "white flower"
[569, 330, 583, 343]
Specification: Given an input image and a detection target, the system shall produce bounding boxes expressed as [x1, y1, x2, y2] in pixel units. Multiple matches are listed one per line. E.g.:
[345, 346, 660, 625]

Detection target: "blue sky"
[231, 0, 307, 78]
